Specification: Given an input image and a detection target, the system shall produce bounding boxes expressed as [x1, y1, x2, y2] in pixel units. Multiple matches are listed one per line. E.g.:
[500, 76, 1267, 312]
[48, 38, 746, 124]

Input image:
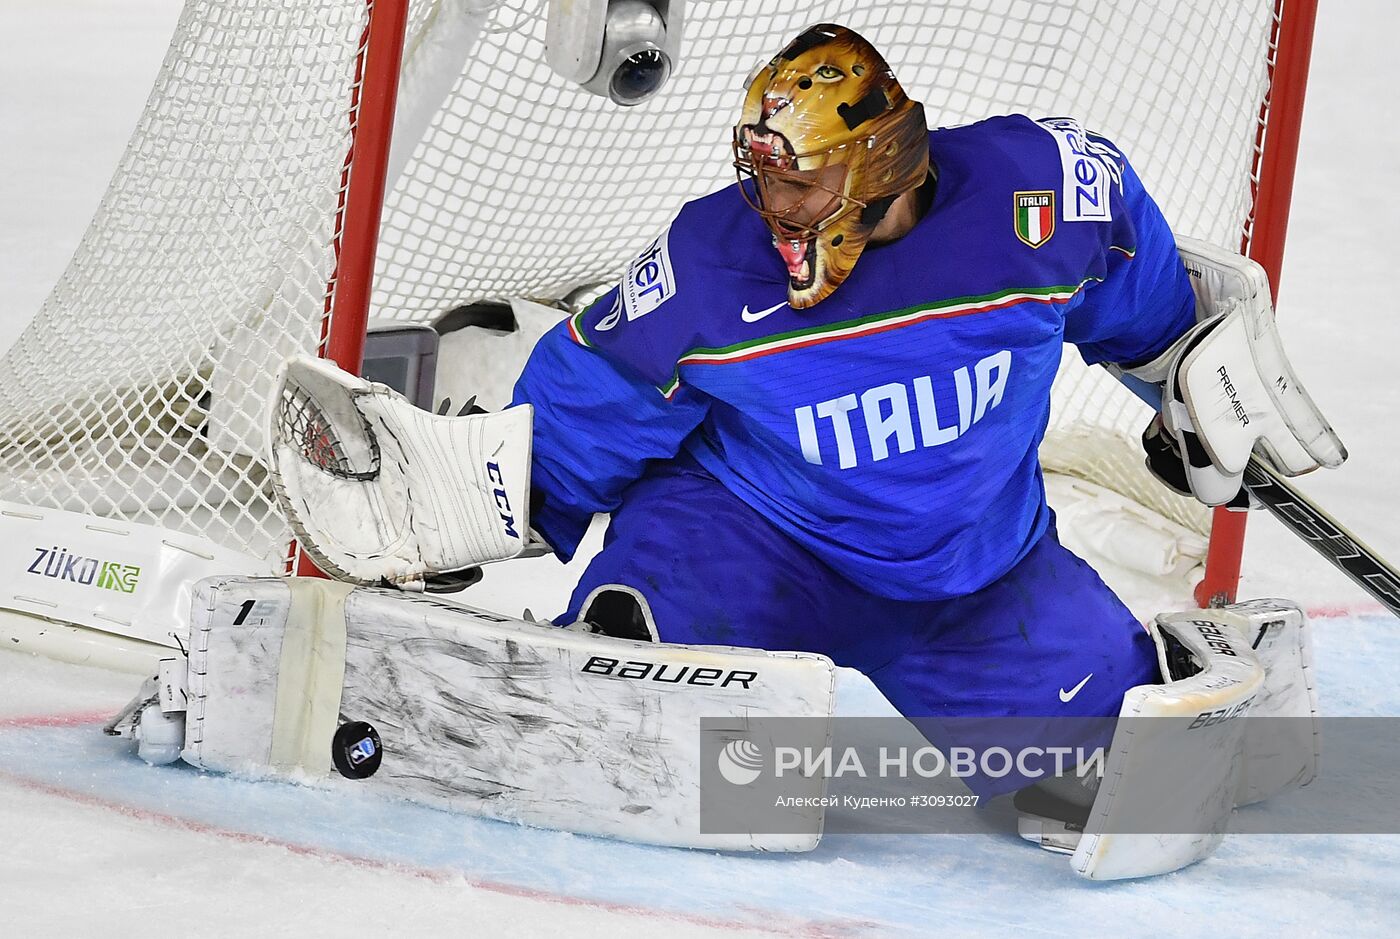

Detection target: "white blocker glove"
[268, 356, 539, 585]
[1122, 238, 1346, 506]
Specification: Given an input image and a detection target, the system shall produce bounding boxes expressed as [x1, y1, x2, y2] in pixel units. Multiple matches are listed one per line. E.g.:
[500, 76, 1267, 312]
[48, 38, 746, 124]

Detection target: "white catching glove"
[1123, 238, 1347, 507]
[268, 356, 537, 585]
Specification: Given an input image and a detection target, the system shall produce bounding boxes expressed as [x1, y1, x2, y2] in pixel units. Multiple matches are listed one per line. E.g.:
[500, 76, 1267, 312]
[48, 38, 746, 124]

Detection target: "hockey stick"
[1236, 457, 1400, 618]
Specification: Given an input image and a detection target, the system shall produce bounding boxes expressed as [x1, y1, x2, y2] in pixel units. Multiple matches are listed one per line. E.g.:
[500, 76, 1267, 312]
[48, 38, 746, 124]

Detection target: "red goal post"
[1195, 0, 1319, 606]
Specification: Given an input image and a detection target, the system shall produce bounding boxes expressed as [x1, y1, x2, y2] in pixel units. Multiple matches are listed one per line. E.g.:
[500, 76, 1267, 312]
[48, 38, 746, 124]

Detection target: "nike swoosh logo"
[1059, 673, 1093, 703]
[741, 301, 787, 323]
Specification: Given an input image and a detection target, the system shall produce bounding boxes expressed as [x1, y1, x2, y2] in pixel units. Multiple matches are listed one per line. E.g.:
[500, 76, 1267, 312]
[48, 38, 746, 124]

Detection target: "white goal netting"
[0, 0, 1288, 574]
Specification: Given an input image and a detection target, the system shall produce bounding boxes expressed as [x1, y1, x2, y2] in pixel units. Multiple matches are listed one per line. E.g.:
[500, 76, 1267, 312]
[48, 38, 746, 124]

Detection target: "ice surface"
[4, 616, 1399, 938]
[2, 1, 1398, 935]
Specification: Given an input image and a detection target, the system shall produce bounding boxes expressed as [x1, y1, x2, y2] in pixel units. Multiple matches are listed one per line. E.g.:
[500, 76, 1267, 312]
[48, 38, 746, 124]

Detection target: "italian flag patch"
[1014, 190, 1055, 249]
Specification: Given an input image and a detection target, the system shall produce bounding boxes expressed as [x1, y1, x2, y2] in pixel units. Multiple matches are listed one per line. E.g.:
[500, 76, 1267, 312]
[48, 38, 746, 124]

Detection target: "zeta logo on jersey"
[1036, 117, 1124, 222]
[1014, 191, 1055, 248]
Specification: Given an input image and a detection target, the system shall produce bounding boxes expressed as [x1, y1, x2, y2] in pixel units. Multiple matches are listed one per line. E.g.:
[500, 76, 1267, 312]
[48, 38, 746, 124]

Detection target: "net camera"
[546, 0, 684, 106]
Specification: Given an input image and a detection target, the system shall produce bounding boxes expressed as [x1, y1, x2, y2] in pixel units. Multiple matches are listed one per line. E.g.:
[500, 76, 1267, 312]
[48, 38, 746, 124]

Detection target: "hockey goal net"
[0, 1, 1314, 605]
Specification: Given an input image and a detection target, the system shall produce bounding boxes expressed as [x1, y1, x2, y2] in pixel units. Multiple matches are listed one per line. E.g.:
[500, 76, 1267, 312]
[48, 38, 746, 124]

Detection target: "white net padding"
[0, 0, 1286, 573]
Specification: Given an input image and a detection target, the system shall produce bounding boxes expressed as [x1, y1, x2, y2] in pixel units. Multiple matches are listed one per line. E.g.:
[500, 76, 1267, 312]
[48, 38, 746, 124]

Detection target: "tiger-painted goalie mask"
[733, 24, 929, 308]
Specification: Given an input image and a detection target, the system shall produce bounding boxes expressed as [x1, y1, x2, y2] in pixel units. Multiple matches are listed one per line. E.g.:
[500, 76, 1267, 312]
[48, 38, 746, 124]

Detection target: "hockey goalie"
[116, 24, 1346, 878]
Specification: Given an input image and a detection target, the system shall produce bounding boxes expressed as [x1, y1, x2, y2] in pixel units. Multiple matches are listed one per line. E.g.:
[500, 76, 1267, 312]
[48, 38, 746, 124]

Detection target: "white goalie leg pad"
[1219, 599, 1320, 805]
[268, 355, 534, 585]
[1123, 237, 1346, 506]
[177, 576, 836, 852]
[1069, 611, 1264, 880]
[183, 577, 356, 778]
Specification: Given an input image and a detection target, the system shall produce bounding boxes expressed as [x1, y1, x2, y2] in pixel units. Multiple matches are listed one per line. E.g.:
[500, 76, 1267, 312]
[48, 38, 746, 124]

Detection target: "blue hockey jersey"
[511, 115, 1195, 601]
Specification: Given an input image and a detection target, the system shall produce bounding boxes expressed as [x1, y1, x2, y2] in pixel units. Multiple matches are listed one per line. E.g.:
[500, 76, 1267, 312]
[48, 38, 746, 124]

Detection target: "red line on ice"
[1305, 602, 1389, 619]
[0, 710, 113, 729]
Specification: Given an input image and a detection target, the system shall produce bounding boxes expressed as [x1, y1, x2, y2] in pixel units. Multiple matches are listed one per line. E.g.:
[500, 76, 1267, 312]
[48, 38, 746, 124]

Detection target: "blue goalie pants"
[560, 455, 1158, 796]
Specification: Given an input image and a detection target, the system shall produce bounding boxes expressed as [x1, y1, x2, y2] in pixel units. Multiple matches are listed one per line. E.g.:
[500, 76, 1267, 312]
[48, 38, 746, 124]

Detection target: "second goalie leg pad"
[1063, 612, 1266, 880]
[1217, 599, 1320, 805]
[1019, 600, 1318, 874]
[175, 575, 836, 852]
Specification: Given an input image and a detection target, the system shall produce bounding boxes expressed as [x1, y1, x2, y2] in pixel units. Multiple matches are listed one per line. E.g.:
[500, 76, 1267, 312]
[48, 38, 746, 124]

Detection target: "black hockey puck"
[331, 721, 383, 779]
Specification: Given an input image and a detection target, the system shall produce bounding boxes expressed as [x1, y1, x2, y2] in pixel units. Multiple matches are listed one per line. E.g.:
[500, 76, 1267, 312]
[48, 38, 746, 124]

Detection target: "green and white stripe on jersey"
[657, 277, 1102, 398]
